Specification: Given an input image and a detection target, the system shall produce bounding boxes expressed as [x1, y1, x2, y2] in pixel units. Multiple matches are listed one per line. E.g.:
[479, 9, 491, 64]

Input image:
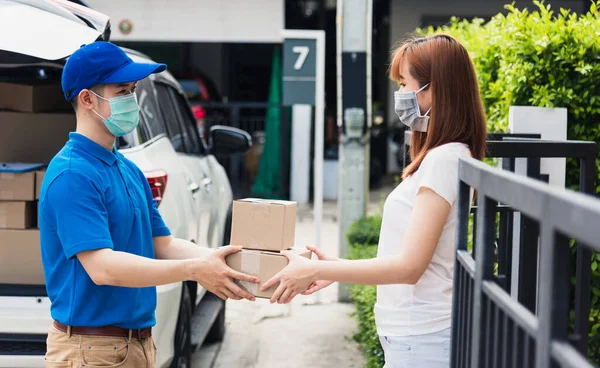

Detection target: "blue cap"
[61, 41, 167, 101]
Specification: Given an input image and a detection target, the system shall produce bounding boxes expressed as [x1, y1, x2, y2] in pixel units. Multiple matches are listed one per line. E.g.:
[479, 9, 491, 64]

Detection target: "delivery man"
[39, 41, 257, 368]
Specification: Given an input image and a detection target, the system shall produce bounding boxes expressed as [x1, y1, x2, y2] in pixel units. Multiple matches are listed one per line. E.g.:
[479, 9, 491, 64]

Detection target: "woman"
[260, 34, 487, 367]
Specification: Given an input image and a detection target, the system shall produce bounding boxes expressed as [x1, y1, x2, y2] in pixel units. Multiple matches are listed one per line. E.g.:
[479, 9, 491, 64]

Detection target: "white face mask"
[394, 83, 431, 132]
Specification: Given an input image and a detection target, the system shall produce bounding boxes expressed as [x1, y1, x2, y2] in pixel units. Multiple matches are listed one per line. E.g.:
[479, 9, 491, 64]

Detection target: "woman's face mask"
[394, 83, 431, 132]
[90, 90, 141, 137]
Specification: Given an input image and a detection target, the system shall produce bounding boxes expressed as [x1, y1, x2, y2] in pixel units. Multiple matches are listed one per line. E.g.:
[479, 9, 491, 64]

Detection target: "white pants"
[379, 328, 451, 368]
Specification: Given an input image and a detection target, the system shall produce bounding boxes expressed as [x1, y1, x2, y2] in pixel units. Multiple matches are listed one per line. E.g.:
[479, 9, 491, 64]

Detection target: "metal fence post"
[573, 154, 596, 354]
[471, 195, 497, 367]
[451, 176, 472, 368]
[536, 227, 572, 368]
[517, 157, 542, 314]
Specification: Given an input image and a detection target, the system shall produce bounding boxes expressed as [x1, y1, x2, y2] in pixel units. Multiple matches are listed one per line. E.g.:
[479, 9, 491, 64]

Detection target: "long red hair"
[390, 34, 487, 179]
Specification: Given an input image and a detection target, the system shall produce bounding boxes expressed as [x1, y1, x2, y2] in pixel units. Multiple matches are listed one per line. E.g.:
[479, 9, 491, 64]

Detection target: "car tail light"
[144, 170, 168, 207]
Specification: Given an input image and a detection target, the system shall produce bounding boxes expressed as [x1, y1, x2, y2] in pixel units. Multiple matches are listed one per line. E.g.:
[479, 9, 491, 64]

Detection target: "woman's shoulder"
[426, 142, 471, 160]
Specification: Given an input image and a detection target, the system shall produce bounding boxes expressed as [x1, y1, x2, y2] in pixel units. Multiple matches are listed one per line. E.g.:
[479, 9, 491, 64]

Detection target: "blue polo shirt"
[39, 133, 171, 329]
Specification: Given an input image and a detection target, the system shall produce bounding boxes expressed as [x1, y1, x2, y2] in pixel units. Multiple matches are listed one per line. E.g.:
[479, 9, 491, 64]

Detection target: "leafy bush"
[420, 1, 600, 136]
[347, 216, 382, 246]
[420, 0, 600, 360]
[347, 217, 384, 368]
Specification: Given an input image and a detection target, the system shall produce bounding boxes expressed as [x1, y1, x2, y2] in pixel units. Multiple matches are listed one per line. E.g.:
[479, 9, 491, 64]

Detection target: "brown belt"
[53, 321, 152, 339]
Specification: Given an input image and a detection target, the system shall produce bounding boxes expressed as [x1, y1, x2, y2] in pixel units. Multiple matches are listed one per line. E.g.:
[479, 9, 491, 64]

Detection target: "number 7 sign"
[282, 30, 323, 106]
[292, 46, 310, 70]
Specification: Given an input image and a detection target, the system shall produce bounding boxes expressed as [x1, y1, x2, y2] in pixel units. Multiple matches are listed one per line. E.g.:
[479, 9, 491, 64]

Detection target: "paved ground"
[192, 178, 396, 367]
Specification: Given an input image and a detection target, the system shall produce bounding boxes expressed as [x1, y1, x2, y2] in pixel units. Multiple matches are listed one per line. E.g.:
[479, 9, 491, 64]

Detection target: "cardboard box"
[35, 170, 46, 200]
[226, 248, 312, 299]
[0, 171, 36, 201]
[0, 202, 36, 229]
[0, 81, 71, 112]
[0, 229, 44, 285]
[0, 112, 75, 164]
[231, 199, 296, 251]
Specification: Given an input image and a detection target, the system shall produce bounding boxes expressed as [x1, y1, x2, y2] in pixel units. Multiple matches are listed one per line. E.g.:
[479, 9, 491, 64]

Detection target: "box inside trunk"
[0, 76, 74, 293]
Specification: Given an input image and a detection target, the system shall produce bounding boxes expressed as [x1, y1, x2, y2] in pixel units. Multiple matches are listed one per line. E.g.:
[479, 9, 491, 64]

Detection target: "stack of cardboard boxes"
[226, 199, 311, 299]
[0, 81, 74, 286]
[0, 167, 46, 284]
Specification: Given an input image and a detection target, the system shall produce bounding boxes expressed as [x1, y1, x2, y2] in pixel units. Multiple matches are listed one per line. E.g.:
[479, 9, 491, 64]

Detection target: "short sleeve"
[139, 172, 171, 238]
[42, 170, 114, 259]
[148, 193, 171, 237]
[417, 151, 463, 206]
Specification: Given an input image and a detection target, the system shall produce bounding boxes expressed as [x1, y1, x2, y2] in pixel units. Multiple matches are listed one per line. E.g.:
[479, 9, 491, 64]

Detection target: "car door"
[153, 81, 209, 247]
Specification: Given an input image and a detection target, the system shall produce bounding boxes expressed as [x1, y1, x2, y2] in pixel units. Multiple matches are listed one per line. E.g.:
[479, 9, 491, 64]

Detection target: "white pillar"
[290, 105, 312, 204]
[508, 106, 568, 303]
[508, 106, 568, 187]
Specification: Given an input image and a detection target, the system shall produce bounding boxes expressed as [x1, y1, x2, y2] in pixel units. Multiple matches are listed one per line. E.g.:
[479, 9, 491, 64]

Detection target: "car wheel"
[171, 285, 192, 368]
[204, 301, 226, 343]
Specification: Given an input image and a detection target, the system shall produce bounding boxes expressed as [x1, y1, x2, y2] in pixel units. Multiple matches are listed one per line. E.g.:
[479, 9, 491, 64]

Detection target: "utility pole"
[336, 0, 372, 302]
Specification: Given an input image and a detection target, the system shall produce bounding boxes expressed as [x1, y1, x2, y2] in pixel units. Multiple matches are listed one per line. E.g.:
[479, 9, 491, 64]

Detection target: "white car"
[0, 1, 251, 367]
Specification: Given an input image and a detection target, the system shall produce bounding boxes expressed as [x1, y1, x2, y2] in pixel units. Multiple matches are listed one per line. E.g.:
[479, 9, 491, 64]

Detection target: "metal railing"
[482, 138, 596, 357]
[453, 156, 600, 367]
[197, 102, 291, 199]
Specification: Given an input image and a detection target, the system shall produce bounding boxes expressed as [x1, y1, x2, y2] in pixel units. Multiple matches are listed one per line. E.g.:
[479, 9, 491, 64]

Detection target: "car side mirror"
[209, 125, 252, 156]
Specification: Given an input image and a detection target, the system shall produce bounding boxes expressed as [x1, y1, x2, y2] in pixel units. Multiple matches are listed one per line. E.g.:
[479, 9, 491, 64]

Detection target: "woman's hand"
[301, 246, 338, 295]
[260, 248, 319, 304]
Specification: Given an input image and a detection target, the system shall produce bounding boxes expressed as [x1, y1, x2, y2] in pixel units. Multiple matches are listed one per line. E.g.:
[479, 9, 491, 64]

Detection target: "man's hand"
[188, 246, 260, 301]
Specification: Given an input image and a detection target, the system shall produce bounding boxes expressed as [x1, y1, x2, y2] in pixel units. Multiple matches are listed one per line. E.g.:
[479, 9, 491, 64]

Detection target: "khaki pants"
[45, 324, 157, 368]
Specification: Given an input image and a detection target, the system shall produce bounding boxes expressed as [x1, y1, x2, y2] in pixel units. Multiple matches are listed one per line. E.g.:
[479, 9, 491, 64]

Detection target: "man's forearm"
[155, 236, 212, 260]
[81, 248, 194, 288]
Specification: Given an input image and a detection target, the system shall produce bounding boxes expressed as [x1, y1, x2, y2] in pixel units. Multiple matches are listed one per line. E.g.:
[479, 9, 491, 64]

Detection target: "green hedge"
[420, 0, 600, 360]
[347, 217, 384, 368]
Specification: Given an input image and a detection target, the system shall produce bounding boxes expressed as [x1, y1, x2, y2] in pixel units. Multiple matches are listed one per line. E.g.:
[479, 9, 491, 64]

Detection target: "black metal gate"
[453, 147, 598, 367]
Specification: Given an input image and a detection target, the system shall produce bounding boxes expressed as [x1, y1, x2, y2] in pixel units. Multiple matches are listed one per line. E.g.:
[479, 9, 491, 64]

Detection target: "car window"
[167, 87, 202, 155]
[155, 83, 185, 153]
[136, 78, 166, 141]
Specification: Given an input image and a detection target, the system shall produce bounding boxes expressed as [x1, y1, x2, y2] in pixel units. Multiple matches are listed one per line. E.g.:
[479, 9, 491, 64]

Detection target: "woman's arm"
[262, 186, 452, 303]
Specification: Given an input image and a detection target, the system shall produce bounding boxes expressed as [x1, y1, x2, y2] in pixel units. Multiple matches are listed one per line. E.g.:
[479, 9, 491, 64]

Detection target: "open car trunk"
[0, 0, 105, 297]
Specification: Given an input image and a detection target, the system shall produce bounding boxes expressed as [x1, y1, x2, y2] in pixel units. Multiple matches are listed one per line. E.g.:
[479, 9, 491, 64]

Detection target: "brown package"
[0, 81, 71, 112]
[0, 171, 36, 201]
[0, 229, 44, 285]
[226, 248, 312, 299]
[230, 199, 296, 251]
[35, 170, 46, 200]
[0, 112, 75, 164]
[0, 202, 36, 229]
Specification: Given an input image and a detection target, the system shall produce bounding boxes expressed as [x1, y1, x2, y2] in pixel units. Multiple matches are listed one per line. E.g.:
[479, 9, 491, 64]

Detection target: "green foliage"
[347, 217, 384, 368]
[420, 1, 600, 361]
[419, 1, 600, 136]
[347, 216, 383, 246]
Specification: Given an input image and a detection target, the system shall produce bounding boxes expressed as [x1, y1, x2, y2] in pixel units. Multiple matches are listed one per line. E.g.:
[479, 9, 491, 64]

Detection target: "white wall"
[86, 0, 284, 43]
[386, 0, 584, 172]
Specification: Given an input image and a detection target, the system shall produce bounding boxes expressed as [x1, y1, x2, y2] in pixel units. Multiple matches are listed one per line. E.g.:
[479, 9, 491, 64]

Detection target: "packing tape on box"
[239, 252, 260, 295]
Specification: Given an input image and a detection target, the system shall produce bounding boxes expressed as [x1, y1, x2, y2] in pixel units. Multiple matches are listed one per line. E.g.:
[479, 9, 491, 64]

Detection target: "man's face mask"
[394, 83, 431, 132]
[90, 90, 141, 137]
